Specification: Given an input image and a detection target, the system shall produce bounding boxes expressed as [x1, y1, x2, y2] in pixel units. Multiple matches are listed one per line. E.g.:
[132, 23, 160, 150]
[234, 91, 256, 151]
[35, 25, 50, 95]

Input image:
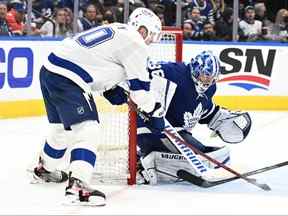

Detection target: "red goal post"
[161, 26, 183, 62]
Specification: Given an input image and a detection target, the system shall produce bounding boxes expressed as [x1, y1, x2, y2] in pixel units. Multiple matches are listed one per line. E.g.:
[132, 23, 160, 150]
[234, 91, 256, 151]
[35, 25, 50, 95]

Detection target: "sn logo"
[220, 48, 276, 77]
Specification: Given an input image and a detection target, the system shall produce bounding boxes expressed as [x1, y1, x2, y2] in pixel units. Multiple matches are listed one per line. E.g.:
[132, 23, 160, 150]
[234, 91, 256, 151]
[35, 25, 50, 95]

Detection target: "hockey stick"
[177, 160, 288, 188]
[163, 120, 271, 191]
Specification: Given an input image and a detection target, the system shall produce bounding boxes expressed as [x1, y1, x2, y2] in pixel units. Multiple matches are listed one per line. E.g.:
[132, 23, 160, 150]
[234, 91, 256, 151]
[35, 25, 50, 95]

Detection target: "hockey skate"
[31, 157, 68, 183]
[64, 173, 106, 206]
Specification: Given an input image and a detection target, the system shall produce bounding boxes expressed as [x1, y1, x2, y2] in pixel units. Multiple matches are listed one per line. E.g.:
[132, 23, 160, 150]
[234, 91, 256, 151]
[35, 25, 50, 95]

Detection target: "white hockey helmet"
[128, 7, 162, 43]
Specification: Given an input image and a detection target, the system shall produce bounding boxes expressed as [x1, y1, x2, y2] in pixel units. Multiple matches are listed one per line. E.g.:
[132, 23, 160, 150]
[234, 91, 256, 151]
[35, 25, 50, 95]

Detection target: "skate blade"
[26, 168, 46, 184]
[62, 195, 106, 207]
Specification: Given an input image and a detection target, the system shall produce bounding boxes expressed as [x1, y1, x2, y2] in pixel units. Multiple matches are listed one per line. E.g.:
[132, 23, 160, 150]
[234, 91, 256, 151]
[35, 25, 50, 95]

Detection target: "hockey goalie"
[104, 50, 252, 185]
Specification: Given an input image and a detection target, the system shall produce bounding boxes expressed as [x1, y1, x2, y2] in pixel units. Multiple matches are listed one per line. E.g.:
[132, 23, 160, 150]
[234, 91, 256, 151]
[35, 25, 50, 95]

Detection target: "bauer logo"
[218, 48, 276, 91]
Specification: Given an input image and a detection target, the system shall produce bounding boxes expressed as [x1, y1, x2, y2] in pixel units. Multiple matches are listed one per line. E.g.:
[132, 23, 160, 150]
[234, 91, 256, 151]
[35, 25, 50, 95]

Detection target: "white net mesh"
[91, 97, 130, 184]
[149, 31, 178, 62]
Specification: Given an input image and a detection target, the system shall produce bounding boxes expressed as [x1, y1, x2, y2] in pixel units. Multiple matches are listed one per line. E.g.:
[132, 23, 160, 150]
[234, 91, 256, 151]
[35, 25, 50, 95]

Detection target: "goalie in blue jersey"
[104, 50, 252, 184]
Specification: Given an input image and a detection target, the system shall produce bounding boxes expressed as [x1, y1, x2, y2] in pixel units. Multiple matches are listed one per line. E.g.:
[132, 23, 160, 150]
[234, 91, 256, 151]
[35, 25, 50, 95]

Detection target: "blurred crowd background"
[0, 0, 287, 42]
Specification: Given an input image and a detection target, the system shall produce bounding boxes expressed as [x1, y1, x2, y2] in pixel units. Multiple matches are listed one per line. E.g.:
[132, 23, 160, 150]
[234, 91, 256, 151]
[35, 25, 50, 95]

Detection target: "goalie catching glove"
[208, 107, 252, 144]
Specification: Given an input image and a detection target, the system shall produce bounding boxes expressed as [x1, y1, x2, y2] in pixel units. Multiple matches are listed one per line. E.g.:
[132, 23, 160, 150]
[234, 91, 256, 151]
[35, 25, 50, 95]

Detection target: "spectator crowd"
[0, 0, 287, 42]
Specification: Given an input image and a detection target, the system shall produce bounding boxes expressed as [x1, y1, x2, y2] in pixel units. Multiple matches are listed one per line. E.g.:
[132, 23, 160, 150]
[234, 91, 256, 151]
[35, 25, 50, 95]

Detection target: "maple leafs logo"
[183, 104, 206, 130]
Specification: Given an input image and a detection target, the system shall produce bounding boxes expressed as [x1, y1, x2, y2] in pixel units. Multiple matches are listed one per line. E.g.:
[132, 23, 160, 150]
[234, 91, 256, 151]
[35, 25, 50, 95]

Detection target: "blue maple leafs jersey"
[139, 61, 218, 132]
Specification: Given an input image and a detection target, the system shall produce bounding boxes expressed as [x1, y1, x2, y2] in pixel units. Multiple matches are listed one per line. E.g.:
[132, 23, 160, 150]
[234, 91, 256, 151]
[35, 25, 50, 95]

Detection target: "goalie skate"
[30, 157, 68, 184]
[64, 174, 106, 207]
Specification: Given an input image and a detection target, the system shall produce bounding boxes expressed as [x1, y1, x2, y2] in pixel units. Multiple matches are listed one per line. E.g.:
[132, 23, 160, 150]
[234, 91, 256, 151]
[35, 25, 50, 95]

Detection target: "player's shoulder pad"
[161, 62, 190, 81]
[161, 62, 188, 72]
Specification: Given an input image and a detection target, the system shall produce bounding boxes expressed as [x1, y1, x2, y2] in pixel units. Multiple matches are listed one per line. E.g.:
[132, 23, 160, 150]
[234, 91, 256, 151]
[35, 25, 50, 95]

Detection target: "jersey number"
[76, 27, 115, 48]
[147, 60, 165, 78]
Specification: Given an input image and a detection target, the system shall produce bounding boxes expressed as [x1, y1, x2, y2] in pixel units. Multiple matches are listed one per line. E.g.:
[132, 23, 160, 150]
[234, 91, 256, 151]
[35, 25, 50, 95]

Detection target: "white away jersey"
[43, 23, 156, 113]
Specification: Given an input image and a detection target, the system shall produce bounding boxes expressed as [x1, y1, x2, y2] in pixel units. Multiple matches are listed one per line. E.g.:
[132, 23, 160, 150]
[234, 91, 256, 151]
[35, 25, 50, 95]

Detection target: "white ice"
[0, 111, 288, 215]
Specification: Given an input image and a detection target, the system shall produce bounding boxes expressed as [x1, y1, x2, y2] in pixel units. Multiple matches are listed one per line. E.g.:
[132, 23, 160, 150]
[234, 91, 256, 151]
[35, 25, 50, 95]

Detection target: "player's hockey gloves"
[139, 102, 165, 135]
[103, 86, 127, 105]
[140, 102, 165, 119]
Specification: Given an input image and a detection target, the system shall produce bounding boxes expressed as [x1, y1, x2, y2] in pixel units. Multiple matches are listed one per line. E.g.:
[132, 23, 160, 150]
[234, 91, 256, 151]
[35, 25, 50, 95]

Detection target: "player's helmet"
[128, 7, 162, 43]
[190, 51, 220, 94]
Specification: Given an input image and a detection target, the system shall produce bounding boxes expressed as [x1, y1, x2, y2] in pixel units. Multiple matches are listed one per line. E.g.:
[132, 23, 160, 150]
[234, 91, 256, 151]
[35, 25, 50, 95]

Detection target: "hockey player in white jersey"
[31, 7, 162, 206]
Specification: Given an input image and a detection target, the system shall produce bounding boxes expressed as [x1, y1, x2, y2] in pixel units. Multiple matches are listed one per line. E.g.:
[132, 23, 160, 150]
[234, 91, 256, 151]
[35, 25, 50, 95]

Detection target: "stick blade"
[177, 170, 212, 188]
[178, 169, 272, 191]
[255, 182, 271, 191]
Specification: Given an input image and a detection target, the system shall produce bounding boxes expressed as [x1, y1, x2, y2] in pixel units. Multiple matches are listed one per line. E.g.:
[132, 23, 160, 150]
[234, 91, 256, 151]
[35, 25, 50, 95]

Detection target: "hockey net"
[91, 27, 183, 185]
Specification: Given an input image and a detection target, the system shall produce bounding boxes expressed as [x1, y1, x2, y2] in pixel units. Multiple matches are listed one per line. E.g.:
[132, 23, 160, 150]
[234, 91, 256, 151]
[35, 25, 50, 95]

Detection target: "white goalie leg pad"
[153, 146, 230, 183]
[41, 123, 71, 172]
[69, 120, 100, 184]
[138, 152, 158, 185]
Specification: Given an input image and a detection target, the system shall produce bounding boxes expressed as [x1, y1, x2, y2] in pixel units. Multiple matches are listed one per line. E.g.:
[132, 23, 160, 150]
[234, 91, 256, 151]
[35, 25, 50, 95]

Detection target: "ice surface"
[0, 111, 287, 215]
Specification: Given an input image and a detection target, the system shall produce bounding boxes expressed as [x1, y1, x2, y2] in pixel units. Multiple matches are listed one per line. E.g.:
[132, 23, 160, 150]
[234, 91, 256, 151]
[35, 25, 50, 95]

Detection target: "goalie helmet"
[128, 7, 162, 44]
[190, 51, 220, 94]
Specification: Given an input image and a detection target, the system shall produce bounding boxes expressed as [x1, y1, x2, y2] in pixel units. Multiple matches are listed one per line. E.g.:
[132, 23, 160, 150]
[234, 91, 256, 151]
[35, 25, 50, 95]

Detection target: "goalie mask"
[190, 51, 220, 94]
[128, 7, 162, 44]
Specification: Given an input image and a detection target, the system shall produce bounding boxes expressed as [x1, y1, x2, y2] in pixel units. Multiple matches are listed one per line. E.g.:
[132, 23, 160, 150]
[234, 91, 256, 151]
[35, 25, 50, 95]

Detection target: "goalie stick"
[177, 160, 288, 188]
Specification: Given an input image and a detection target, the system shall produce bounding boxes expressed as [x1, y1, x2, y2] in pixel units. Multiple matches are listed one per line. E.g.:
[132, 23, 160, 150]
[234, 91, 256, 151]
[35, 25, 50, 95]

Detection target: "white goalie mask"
[128, 7, 162, 44]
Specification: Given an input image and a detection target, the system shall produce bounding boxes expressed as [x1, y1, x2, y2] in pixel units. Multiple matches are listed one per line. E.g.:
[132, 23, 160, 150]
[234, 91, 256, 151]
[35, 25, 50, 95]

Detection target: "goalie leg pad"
[137, 152, 158, 185]
[152, 145, 230, 183]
